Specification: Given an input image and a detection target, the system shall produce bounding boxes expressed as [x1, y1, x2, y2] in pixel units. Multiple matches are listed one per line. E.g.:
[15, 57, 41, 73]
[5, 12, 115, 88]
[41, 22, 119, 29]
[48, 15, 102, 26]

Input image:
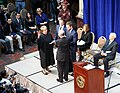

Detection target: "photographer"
[0, 70, 28, 93]
[0, 70, 13, 86]
[0, 70, 16, 93]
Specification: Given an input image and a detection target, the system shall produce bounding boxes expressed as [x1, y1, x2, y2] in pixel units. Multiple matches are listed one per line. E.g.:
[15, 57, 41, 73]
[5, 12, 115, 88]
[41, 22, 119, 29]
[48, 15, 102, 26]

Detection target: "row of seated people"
[0, 11, 38, 54]
[54, 19, 118, 78]
[0, 2, 71, 53]
[76, 25, 118, 77]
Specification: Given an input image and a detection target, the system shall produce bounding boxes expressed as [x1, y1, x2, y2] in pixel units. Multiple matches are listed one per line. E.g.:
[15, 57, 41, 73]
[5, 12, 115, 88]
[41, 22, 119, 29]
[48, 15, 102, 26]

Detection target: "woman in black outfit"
[25, 12, 38, 44]
[37, 26, 55, 75]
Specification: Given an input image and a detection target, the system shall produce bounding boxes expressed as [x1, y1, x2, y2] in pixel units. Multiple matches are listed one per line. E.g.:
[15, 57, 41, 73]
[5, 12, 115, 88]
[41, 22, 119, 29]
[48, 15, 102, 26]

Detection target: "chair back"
[97, 36, 106, 49]
[10, 11, 17, 21]
[7, 3, 15, 13]
[20, 9, 28, 20]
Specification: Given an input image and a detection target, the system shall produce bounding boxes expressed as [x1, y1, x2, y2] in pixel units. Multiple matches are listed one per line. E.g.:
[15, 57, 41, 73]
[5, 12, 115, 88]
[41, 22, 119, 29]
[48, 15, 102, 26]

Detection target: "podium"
[73, 62, 104, 93]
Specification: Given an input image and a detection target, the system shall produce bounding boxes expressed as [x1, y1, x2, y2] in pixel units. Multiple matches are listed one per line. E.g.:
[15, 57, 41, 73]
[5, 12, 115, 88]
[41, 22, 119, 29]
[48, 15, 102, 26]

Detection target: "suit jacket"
[54, 25, 67, 40]
[0, 28, 5, 40]
[56, 37, 69, 61]
[78, 31, 92, 51]
[66, 29, 78, 52]
[13, 18, 24, 32]
[4, 23, 16, 36]
[102, 40, 118, 60]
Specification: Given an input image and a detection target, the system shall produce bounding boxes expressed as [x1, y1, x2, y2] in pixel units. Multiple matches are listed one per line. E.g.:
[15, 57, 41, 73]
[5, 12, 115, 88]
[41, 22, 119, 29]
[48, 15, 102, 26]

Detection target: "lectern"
[74, 62, 104, 93]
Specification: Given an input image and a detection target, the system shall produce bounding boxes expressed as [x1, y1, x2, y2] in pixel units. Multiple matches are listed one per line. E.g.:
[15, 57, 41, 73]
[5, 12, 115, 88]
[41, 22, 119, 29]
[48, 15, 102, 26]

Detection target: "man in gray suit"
[55, 30, 70, 83]
[94, 33, 118, 77]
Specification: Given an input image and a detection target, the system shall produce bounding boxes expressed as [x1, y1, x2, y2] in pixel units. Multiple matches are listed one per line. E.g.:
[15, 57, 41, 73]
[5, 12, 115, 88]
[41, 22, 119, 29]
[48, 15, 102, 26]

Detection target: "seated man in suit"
[4, 19, 24, 52]
[94, 33, 118, 77]
[0, 22, 12, 54]
[77, 24, 93, 61]
[13, 12, 32, 46]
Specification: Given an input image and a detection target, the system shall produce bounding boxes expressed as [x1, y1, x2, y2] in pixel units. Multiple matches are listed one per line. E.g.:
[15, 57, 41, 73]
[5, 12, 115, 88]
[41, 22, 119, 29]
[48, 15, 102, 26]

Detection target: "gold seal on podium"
[76, 75, 85, 88]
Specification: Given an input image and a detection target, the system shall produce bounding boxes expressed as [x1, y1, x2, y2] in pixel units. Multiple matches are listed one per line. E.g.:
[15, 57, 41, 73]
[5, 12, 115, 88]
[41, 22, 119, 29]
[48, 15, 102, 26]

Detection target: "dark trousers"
[94, 53, 112, 72]
[69, 50, 76, 72]
[0, 38, 11, 52]
[57, 60, 69, 81]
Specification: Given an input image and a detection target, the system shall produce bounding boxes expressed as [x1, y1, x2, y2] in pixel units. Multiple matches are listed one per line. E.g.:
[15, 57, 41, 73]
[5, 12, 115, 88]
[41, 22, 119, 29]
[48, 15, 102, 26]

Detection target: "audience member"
[35, 8, 49, 30]
[58, 1, 71, 23]
[0, 21, 12, 54]
[15, 0, 25, 12]
[13, 12, 32, 46]
[54, 18, 66, 40]
[25, 12, 38, 44]
[94, 33, 118, 77]
[0, 5, 7, 26]
[66, 21, 78, 73]
[37, 26, 55, 75]
[4, 19, 24, 53]
[55, 30, 69, 83]
[49, 0, 57, 23]
[77, 24, 93, 61]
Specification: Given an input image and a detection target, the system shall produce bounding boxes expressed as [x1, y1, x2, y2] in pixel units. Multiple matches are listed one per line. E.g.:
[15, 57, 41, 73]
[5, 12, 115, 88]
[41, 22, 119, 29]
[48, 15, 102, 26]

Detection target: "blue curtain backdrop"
[83, 0, 120, 52]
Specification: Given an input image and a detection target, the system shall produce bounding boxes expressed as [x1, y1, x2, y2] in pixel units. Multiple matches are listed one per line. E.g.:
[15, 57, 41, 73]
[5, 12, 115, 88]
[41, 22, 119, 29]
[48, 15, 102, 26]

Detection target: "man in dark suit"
[66, 21, 78, 73]
[55, 30, 70, 83]
[13, 13, 32, 46]
[94, 33, 118, 77]
[54, 18, 66, 40]
[0, 21, 11, 54]
[77, 24, 93, 61]
[4, 19, 24, 52]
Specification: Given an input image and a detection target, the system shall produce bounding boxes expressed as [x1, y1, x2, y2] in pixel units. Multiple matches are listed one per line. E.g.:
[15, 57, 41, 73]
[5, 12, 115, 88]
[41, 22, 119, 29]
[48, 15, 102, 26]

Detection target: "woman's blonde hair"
[40, 25, 47, 33]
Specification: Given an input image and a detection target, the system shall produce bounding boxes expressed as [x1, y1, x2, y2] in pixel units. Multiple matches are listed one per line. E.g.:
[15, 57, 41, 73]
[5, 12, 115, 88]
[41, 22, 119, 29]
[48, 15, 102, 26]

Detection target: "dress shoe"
[19, 48, 25, 52]
[5, 51, 9, 54]
[42, 70, 48, 75]
[70, 73, 74, 76]
[64, 78, 68, 81]
[9, 51, 15, 54]
[46, 67, 51, 72]
[56, 79, 63, 83]
[105, 71, 110, 78]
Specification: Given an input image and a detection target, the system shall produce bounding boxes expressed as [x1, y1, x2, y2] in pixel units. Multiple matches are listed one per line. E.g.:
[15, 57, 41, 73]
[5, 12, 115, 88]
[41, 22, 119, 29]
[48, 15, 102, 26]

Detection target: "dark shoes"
[70, 73, 74, 76]
[19, 48, 25, 52]
[105, 71, 110, 78]
[46, 68, 51, 72]
[64, 77, 68, 81]
[9, 51, 15, 54]
[56, 79, 63, 83]
[5, 50, 14, 54]
[42, 69, 48, 75]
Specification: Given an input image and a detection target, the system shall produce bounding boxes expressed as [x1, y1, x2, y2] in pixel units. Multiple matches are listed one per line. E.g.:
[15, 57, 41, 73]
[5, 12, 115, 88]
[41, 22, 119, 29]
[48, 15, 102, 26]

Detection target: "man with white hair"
[55, 30, 70, 83]
[94, 33, 118, 77]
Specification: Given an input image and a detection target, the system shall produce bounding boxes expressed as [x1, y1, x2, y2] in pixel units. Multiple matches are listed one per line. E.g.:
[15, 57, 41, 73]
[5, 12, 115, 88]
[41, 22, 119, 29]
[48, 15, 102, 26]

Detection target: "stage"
[5, 50, 120, 93]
